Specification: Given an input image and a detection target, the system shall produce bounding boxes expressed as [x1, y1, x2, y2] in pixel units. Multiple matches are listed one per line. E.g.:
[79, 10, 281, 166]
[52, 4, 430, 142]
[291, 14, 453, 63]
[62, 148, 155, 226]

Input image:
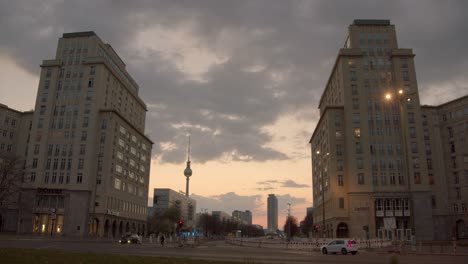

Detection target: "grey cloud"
[281, 180, 310, 188]
[1, 1, 467, 164]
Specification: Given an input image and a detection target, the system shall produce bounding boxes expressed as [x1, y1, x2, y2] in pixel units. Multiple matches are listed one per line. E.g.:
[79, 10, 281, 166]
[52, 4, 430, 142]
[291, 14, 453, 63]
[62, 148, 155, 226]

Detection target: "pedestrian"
[160, 235, 165, 247]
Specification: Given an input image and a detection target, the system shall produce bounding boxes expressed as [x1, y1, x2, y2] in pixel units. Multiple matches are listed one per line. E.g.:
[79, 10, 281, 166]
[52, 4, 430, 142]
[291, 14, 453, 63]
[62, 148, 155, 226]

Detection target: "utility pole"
[287, 203, 291, 240]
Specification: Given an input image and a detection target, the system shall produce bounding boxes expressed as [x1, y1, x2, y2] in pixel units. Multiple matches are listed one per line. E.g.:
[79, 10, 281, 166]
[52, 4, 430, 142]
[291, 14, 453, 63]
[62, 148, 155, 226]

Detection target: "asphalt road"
[0, 236, 466, 264]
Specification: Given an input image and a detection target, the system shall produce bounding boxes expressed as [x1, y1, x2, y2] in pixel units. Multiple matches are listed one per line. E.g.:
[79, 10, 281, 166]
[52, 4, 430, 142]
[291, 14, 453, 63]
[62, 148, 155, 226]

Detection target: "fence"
[225, 237, 392, 250]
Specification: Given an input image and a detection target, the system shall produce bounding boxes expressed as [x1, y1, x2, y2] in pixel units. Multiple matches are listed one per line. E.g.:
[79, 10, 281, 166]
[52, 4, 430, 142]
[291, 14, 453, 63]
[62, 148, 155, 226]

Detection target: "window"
[356, 142, 362, 154]
[351, 84, 358, 95]
[353, 113, 360, 124]
[409, 127, 416, 138]
[372, 172, 378, 186]
[429, 173, 434, 185]
[431, 196, 436, 209]
[427, 159, 433, 170]
[335, 114, 341, 127]
[339, 198, 344, 209]
[357, 158, 363, 169]
[88, 78, 94, 88]
[337, 160, 343, 171]
[413, 158, 419, 169]
[454, 172, 459, 184]
[52, 173, 57, 184]
[453, 204, 459, 213]
[358, 173, 365, 185]
[30, 172, 36, 182]
[354, 128, 361, 138]
[78, 159, 84, 169]
[90, 66, 96, 75]
[81, 131, 87, 141]
[402, 70, 409, 81]
[390, 172, 396, 185]
[411, 142, 418, 153]
[79, 144, 86, 155]
[381, 172, 387, 185]
[350, 71, 357, 81]
[414, 172, 421, 184]
[32, 158, 38, 168]
[456, 188, 461, 200]
[352, 98, 359, 109]
[76, 173, 83, 183]
[338, 175, 344, 186]
[44, 172, 49, 183]
[336, 144, 342, 156]
[114, 178, 121, 190]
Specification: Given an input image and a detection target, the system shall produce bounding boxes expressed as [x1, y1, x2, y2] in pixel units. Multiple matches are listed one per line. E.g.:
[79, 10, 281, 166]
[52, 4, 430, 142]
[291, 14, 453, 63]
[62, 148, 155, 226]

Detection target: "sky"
[1, 0, 467, 228]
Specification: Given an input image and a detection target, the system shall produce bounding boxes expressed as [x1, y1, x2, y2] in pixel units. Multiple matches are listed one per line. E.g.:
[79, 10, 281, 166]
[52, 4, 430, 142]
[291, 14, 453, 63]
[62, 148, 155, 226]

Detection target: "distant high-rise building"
[15, 31, 153, 237]
[267, 194, 278, 232]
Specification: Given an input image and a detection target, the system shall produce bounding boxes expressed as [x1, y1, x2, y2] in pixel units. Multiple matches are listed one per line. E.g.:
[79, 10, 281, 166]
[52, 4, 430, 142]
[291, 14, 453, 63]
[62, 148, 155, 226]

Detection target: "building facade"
[153, 188, 196, 224]
[16, 31, 152, 237]
[421, 96, 468, 240]
[267, 194, 278, 232]
[310, 20, 434, 240]
[0, 104, 33, 232]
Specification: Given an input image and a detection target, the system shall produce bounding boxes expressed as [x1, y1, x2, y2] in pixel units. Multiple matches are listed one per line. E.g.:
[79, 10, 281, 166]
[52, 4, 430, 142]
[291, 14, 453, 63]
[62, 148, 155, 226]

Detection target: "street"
[0, 236, 467, 263]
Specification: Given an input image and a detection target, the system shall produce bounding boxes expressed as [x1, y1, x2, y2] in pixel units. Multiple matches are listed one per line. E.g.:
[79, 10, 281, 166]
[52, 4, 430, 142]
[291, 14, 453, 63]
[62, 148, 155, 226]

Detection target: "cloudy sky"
[1, 0, 467, 228]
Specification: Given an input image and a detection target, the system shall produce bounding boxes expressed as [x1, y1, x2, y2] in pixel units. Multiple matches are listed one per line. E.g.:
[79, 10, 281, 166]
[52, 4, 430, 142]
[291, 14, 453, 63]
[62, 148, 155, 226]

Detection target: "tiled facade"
[310, 20, 436, 240]
[7, 31, 153, 237]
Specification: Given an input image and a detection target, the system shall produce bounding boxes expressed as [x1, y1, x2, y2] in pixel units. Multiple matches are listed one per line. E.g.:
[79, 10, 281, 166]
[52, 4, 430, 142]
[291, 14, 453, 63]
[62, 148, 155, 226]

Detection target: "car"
[321, 239, 358, 255]
[119, 234, 142, 244]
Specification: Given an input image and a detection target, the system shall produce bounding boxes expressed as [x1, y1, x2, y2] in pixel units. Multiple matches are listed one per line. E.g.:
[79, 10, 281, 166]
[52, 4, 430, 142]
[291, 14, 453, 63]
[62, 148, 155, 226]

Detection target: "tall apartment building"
[267, 194, 278, 232]
[310, 20, 433, 240]
[0, 104, 33, 232]
[421, 96, 468, 240]
[232, 210, 252, 225]
[152, 188, 196, 224]
[17, 31, 152, 237]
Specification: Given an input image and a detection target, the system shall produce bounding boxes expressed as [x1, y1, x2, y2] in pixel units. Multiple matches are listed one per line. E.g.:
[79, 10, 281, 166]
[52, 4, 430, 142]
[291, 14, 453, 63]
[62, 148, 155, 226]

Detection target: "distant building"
[153, 188, 196, 224]
[212, 211, 231, 222]
[232, 210, 252, 225]
[267, 194, 278, 232]
[306, 207, 314, 216]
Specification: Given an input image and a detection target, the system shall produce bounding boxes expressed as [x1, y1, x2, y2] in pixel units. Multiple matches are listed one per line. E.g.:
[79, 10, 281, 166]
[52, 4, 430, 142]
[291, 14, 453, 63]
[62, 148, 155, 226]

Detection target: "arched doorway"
[112, 220, 116, 238]
[119, 221, 123, 236]
[132, 223, 136, 233]
[125, 222, 130, 233]
[92, 218, 99, 235]
[104, 219, 110, 237]
[456, 219, 466, 239]
[336, 222, 349, 238]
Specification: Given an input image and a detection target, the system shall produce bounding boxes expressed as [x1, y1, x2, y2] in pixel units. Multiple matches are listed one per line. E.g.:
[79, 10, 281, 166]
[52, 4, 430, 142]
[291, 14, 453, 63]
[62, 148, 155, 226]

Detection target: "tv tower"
[183, 134, 192, 197]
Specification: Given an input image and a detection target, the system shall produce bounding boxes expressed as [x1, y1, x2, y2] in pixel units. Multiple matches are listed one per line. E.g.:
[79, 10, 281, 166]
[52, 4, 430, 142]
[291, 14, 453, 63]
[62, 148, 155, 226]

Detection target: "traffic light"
[178, 220, 184, 227]
[314, 224, 319, 232]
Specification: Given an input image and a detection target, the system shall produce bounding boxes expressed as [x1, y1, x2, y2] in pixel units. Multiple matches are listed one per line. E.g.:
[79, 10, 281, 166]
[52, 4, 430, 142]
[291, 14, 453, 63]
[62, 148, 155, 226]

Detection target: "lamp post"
[385, 89, 416, 240]
[315, 150, 329, 238]
[287, 203, 291, 240]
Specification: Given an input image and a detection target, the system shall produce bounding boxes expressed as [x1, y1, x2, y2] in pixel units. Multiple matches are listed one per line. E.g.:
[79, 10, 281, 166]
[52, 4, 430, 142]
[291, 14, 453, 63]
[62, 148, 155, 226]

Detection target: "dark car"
[119, 234, 142, 244]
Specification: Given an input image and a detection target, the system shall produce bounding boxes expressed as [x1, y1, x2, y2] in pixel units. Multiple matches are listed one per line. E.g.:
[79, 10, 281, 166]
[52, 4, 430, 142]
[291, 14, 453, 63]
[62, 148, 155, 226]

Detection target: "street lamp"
[384, 89, 416, 240]
[315, 150, 329, 238]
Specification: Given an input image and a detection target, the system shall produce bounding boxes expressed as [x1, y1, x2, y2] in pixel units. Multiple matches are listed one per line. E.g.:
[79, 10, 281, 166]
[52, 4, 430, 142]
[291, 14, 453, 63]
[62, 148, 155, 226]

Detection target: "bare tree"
[0, 153, 25, 205]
